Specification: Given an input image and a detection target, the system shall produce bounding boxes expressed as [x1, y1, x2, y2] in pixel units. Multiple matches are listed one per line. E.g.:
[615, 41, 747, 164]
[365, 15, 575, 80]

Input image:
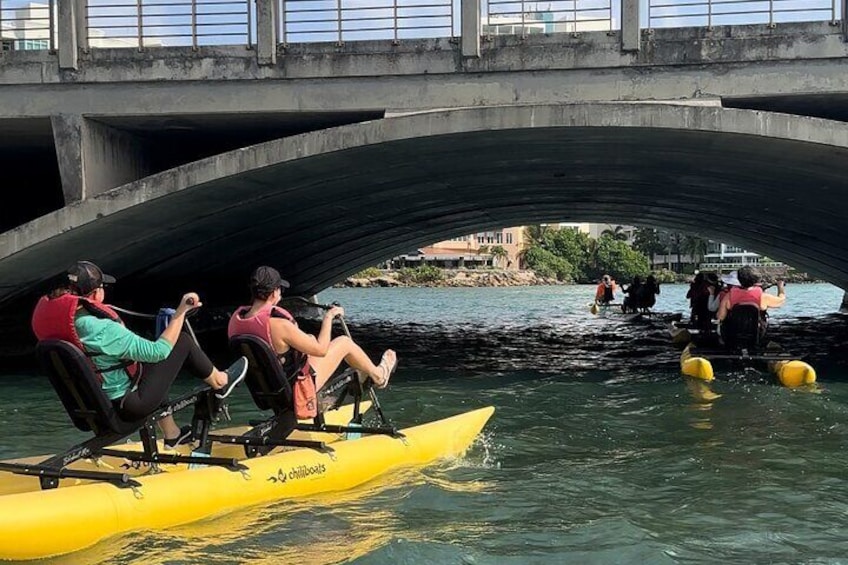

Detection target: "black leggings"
[118, 332, 214, 420]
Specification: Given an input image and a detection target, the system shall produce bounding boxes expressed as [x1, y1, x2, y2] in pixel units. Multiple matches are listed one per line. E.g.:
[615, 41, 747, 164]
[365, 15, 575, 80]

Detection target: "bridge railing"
[1, 0, 845, 63]
[647, 0, 840, 29]
[483, 0, 617, 36]
[0, 0, 56, 52]
[85, 0, 255, 48]
[278, 0, 456, 44]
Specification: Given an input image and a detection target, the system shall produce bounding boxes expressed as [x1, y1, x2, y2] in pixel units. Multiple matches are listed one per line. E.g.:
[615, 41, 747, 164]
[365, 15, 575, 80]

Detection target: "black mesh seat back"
[35, 340, 132, 435]
[229, 335, 292, 413]
[721, 305, 764, 350]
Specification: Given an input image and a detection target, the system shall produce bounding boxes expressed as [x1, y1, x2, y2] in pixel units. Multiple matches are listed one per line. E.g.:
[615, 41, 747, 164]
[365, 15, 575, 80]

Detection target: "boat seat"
[36, 339, 143, 436]
[720, 304, 768, 351]
[228, 334, 361, 419]
[9, 339, 242, 490]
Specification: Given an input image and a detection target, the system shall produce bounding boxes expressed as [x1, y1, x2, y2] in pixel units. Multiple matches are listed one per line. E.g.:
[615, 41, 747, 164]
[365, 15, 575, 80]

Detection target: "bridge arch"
[1, 102, 846, 313]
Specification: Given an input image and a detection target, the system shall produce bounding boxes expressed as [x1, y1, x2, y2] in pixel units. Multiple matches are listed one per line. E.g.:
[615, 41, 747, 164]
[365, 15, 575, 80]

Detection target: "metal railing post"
[621, 0, 640, 51]
[461, 0, 480, 57]
[75, 0, 88, 52]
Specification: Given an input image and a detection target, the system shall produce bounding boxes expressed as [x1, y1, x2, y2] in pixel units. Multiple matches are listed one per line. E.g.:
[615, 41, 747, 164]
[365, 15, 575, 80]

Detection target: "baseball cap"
[249, 266, 290, 295]
[67, 261, 116, 295]
[720, 271, 740, 286]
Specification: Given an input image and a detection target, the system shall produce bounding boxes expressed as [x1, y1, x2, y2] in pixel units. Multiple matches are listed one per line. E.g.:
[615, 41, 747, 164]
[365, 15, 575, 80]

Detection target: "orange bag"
[294, 370, 317, 419]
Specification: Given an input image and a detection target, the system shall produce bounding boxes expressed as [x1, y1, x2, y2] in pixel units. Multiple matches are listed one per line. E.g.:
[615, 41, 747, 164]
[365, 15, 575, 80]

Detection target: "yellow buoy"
[680, 344, 714, 382]
[771, 359, 817, 388]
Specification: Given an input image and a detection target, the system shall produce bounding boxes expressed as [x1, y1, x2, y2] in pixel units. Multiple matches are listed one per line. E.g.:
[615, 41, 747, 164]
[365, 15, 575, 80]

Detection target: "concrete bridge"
[2, 4, 848, 345]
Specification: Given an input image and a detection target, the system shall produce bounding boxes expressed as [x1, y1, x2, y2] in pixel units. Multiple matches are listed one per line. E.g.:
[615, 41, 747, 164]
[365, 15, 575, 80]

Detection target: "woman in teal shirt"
[68, 261, 247, 446]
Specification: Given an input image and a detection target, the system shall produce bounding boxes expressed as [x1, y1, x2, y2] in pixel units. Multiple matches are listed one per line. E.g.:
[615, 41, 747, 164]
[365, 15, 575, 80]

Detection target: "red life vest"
[31, 293, 140, 381]
[228, 303, 315, 418]
[227, 304, 310, 379]
[727, 286, 763, 310]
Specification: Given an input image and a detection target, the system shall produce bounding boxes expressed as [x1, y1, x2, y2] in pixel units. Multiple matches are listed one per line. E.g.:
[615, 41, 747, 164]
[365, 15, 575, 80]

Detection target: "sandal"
[374, 350, 398, 389]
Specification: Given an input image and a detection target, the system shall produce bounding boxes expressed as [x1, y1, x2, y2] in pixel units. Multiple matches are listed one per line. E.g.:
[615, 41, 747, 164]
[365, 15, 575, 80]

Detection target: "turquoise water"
[1, 283, 847, 564]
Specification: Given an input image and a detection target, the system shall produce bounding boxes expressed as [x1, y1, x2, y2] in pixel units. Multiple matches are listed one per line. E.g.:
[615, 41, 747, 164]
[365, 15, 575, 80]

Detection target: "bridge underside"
[0, 103, 846, 346]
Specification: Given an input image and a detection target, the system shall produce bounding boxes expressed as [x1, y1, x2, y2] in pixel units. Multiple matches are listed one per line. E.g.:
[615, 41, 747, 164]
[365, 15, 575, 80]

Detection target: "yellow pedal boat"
[0, 403, 494, 561]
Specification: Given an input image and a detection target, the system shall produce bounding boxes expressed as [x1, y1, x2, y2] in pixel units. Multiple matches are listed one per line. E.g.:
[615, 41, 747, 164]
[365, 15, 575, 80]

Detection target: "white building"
[483, 8, 612, 37]
[700, 242, 785, 271]
[2, 2, 162, 51]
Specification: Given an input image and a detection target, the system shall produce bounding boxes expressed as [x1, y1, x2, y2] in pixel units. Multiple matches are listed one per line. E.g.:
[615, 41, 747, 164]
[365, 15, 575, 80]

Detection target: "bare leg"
[158, 415, 181, 439]
[308, 336, 395, 390]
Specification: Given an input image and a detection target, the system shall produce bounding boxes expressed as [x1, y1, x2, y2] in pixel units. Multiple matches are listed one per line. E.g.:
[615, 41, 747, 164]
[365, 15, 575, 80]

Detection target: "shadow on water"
[339, 312, 848, 384]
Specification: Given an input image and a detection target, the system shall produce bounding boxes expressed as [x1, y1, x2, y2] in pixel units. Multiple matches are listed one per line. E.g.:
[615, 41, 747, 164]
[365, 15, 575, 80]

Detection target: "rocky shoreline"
[339, 268, 823, 288]
[339, 269, 564, 288]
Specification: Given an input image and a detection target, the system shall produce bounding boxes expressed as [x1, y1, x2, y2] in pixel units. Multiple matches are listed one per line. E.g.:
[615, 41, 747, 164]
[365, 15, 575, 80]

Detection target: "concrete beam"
[842, 292, 848, 312]
[50, 115, 85, 204]
[256, 0, 277, 65]
[621, 0, 640, 52]
[461, 0, 480, 57]
[50, 115, 152, 204]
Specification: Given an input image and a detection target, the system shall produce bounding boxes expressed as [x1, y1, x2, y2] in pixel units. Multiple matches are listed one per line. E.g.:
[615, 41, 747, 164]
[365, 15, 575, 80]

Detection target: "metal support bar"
[295, 423, 403, 438]
[0, 462, 140, 489]
[98, 448, 246, 470]
[208, 433, 329, 451]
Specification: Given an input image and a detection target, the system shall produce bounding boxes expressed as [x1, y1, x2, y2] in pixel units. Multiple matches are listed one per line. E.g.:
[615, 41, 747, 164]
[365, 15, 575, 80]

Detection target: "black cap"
[249, 266, 290, 296]
[67, 261, 116, 295]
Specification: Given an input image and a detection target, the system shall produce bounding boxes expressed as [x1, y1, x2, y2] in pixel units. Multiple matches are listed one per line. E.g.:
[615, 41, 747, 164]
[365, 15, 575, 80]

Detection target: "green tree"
[681, 235, 708, 268]
[632, 227, 664, 266]
[588, 235, 651, 281]
[518, 225, 549, 268]
[490, 245, 508, 268]
[657, 230, 683, 272]
[522, 246, 575, 282]
[600, 225, 630, 242]
[541, 228, 591, 279]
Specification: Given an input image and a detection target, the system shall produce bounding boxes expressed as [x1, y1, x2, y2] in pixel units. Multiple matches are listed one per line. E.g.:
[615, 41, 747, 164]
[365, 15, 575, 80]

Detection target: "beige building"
[396, 227, 526, 270]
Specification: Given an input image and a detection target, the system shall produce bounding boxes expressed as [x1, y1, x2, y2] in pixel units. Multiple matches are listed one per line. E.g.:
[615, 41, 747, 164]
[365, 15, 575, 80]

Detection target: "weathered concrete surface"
[50, 115, 152, 203]
[0, 103, 846, 326]
[1, 22, 848, 117]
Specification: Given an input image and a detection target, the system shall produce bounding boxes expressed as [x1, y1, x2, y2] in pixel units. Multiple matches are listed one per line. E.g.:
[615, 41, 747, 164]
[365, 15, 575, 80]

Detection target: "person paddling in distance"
[31, 261, 248, 448]
[716, 266, 786, 347]
[594, 274, 617, 307]
[227, 266, 398, 394]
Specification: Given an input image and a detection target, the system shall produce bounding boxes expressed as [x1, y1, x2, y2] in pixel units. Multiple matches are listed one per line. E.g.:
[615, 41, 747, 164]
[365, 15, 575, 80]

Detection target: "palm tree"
[518, 225, 548, 269]
[523, 225, 548, 248]
[490, 245, 509, 268]
[477, 244, 490, 267]
[600, 225, 629, 242]
[633, 227, 663, 267]
[682, 235, 708, 269]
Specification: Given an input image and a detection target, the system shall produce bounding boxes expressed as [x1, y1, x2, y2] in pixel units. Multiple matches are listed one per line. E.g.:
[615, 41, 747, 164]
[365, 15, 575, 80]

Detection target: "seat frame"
[0, 339, 245, 490]
[225, 334, 402, 458]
